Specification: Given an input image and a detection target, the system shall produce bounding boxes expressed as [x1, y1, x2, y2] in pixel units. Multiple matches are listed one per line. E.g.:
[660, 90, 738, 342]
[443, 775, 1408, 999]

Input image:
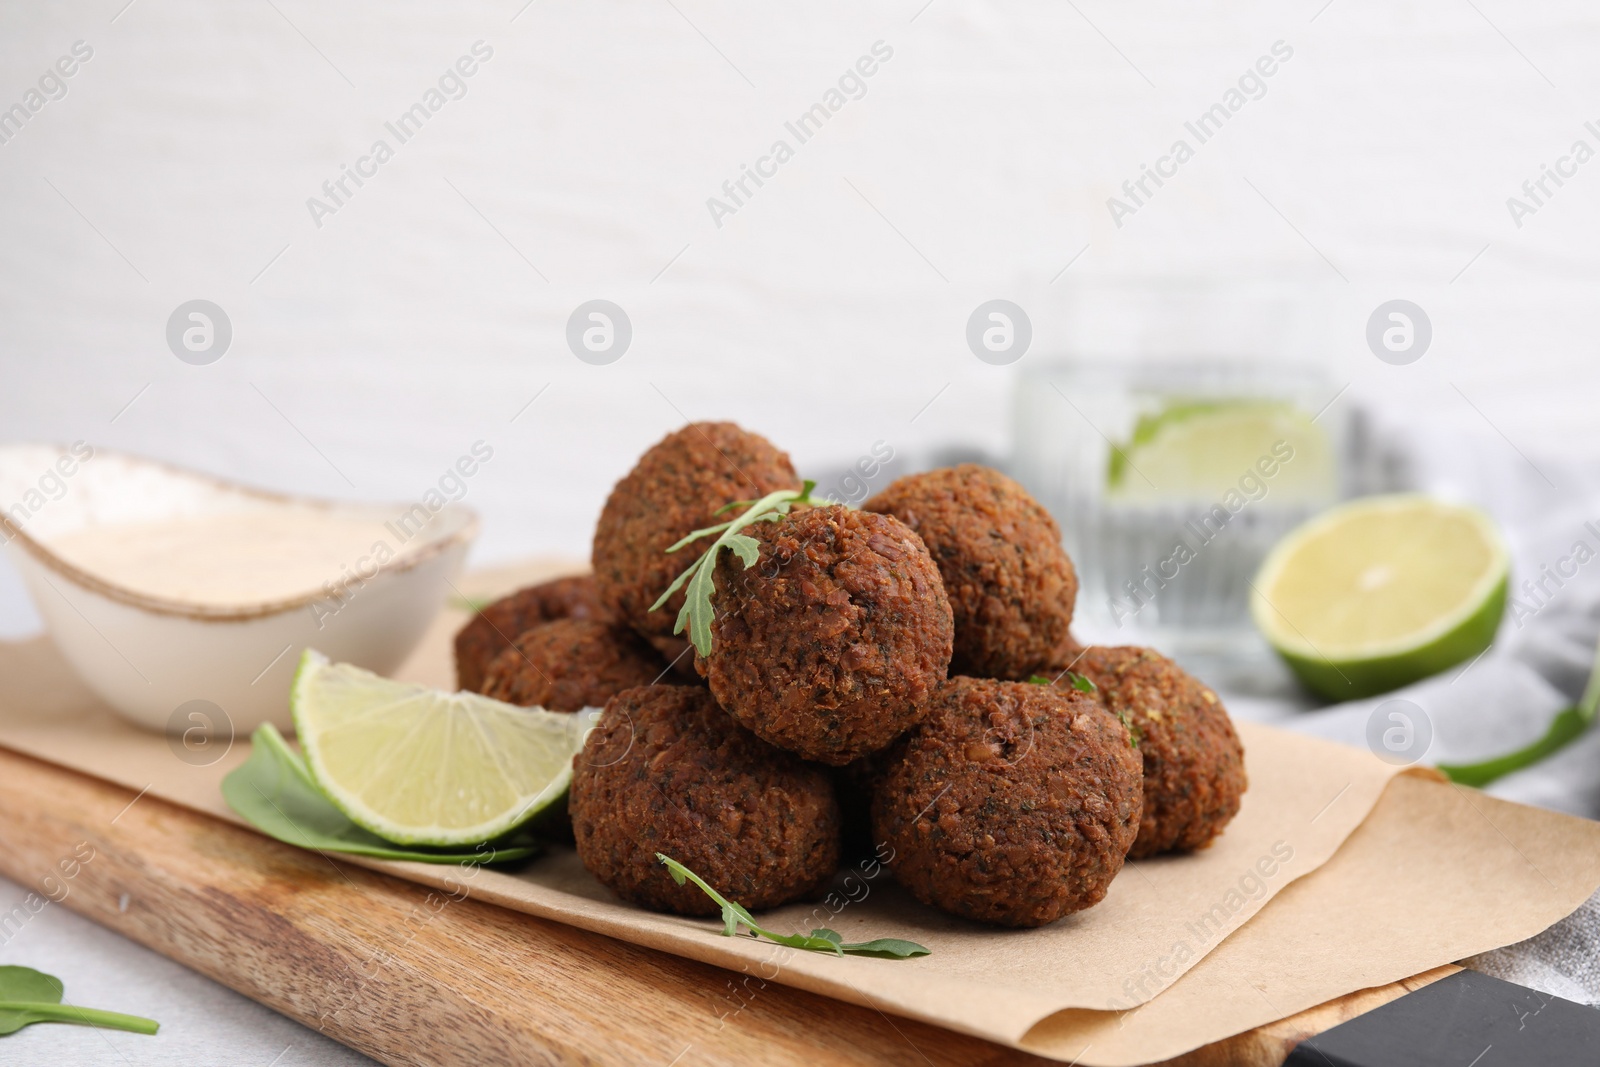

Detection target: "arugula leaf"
[829, 937, 934, 960]
[724, 533, 762, 569]
[222, 725, 540, 865]
[650, 482, 818, 657]
[657, 854, 930, 959]
[0, 966, 158, 1037]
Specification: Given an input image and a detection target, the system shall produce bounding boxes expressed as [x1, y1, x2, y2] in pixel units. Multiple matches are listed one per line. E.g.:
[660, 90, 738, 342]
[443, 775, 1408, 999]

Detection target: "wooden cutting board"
[0, 744, 1454, 1066]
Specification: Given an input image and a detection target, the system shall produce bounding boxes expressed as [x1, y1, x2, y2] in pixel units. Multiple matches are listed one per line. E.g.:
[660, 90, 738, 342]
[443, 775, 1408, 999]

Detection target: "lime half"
[1108, 399, 1335, 502]
[1250, 495, 1509, 701]
[291, 650, 595, 847]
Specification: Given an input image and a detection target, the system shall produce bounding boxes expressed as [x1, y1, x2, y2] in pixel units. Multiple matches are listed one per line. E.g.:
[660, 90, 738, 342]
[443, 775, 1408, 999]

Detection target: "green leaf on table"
[0, 968, 59, 1006]
[222, 724, 540, 865]
[0, 965, 159, 1037]
[1438, 635, 1600, 788]
[657, 854, 929, 960]
[1438, 705, 1594, 788]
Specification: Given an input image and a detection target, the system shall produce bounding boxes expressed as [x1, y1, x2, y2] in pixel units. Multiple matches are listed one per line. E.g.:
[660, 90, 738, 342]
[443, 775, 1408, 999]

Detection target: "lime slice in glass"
[1250, 495, 1509, 701]
[1107, 399, 1335, 502]
[291, 650, 595, 847]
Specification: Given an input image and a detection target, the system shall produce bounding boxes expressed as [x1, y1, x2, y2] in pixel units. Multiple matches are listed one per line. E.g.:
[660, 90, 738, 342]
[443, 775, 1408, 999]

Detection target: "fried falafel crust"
[873, 677, 1142, 928]
[454, 574, 605, 692]
[479, 618, 667, 713]
[570, 685, 841, 916]
[1052, 645, 1246, 859]
[864, 465, 1078, 681]
[591, 422, 800, 657]
[704, 505, 954, 766]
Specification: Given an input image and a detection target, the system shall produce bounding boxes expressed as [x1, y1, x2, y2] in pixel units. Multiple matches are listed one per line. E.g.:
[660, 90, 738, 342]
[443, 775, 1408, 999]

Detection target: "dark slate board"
[1286, 969, 1599, 1067]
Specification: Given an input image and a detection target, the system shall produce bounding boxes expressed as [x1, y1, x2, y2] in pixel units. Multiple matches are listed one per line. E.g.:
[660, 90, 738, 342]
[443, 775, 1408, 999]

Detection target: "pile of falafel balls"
[455, 422, 1246, 929]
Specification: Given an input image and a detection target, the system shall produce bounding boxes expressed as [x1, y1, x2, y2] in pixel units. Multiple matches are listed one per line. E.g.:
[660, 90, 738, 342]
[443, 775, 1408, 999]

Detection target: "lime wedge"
[1250, 495, 1509, 701]
[291, 650, 595, 847]
[1107, 399, 1335, 502]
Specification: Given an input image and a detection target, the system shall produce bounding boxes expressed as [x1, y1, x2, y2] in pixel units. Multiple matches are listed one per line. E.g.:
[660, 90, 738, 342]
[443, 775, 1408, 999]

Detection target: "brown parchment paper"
[1021, 772, 1600, 1064]
[3, 560, 1598, 1064]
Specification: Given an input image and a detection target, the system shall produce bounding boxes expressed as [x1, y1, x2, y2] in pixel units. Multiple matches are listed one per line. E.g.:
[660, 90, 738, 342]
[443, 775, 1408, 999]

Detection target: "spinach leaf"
[1440, 703, 1593, 787]
[222, 725, 539, 865]
[0, 966, 158, 1037]
[1440, 636, 1600, 788]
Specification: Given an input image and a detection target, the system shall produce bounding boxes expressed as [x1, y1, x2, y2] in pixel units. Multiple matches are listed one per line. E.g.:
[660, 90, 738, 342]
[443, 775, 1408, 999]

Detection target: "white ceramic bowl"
[0, 444, 477, 734]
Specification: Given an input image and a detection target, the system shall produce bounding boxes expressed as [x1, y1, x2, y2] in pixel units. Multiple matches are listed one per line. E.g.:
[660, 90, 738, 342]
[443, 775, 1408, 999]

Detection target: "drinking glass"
[1012, 358, 1347, 656]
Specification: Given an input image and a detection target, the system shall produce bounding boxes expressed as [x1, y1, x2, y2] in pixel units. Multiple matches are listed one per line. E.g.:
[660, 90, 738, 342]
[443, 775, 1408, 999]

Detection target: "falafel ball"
[872, 676, 1142, 928]
[570, 685, 840, 916]
[1048, 645, 1246, 858]
[455, 575, 605, 692]
[591, 422, 800, 665]
[702, 505, 954, 766]
[479, 618, 667, 712]
[864, 465, 1078, 681]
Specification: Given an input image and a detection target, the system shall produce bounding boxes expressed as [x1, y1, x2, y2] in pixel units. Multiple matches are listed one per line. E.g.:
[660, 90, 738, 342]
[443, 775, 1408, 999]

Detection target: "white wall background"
[3, 0, 1599, 589]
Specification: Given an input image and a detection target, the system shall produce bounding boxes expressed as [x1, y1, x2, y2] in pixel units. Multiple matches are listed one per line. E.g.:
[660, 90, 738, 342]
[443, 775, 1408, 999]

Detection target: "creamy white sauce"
[46, 506, 428, 606]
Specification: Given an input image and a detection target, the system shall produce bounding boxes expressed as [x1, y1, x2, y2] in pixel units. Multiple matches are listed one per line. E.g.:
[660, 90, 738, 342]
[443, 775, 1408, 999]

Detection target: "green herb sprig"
[0, 966, 159, 1037]
[657, 855, 928, 960]
[650, 482, 817, 657]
